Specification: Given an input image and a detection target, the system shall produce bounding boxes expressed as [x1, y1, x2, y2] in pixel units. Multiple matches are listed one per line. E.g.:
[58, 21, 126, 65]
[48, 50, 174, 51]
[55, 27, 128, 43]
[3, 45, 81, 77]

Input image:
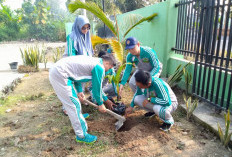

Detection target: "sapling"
[218, 110, 232, 147]
[183, 94, 198, 121]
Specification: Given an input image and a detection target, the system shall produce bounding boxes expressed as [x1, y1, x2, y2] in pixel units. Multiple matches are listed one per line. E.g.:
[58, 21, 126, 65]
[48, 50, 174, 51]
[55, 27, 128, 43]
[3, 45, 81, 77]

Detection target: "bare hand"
[143, 99, 149, 108]
[98, 104, 106, 113]
[78, 92, 85, 103]
[119, 84, 124, 97]
[125, 106, 133, 117]
[104, 99, 116, 110]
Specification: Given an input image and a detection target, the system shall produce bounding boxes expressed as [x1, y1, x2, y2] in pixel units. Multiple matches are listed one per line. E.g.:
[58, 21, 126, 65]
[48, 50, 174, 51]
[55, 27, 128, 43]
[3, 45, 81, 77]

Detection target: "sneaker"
[82, 113, 89, 119]
[144, 112, 155, 117]
[160, 123, 173, 132]
[76, 133, 97, 144]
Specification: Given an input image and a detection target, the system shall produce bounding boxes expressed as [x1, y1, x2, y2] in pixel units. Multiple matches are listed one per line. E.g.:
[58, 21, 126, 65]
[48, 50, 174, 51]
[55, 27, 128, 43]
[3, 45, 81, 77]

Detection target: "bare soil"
[0, 71, 231, 157]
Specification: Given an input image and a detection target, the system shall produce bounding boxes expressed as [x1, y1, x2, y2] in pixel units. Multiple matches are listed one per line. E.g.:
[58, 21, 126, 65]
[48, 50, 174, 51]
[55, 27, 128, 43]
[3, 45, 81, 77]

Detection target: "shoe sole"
[159, 125, 173, 132]
[76, 139, 97, 144]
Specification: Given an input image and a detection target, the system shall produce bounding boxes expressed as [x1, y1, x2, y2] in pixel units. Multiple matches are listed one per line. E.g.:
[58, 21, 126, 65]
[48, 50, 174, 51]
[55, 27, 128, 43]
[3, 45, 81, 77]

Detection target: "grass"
[0, 93, 45, 115]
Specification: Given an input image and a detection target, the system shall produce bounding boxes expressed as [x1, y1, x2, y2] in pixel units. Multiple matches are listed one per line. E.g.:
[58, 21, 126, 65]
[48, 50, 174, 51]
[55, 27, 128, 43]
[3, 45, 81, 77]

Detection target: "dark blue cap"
[125, 37, 138, 50]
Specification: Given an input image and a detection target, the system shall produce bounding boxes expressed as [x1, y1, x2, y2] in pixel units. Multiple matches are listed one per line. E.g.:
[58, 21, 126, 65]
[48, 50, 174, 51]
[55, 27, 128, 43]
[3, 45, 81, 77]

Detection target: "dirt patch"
[0, 71, 231, 157]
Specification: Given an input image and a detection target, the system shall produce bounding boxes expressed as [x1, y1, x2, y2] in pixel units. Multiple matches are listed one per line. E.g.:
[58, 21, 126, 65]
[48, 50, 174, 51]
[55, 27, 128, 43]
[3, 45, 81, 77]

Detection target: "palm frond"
[123, 13, 158, 38]
[109, 39, 124, 63]
[91, 35, 109, 49]
[68, 0, 117, 37]
[119, 14, 144, 36]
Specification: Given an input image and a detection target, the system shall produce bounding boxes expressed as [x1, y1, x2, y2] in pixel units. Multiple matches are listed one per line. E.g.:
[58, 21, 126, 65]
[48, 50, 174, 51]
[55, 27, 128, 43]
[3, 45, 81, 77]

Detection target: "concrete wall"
[117, 0, 179, 77]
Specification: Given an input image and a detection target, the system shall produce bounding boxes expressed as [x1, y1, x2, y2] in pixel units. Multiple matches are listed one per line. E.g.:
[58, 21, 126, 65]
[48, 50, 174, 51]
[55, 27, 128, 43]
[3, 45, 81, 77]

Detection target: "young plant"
[183, 94, 198, 121]
[183, 67, 192, 95]
[106, 63, 132, 101]
[20, 46, 41, 70]
[167, 62, 190, 88]
[42, 50, 48, 69]
[218, 110, 232, 147]
[53, 47, 63, 63]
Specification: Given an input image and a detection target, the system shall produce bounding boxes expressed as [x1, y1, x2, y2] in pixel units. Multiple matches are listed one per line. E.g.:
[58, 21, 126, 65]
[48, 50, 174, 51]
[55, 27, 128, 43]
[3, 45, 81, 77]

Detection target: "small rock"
[182, 132, 188, 135]
[5, 109, 12, 113]
[1, 148, 4, 151]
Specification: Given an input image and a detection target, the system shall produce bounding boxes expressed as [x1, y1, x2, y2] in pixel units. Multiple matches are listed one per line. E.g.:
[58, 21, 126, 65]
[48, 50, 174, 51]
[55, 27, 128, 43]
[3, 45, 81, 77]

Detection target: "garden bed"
[0, 71, 231, 156]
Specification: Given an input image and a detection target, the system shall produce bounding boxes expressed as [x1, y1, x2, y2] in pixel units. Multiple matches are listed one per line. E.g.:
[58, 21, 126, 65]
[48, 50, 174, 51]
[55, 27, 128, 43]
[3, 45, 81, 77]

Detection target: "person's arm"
[130, 87, 143, 108]
[150, 79, 171, 106]
[120, 54, 133, 85]
[91, 64, 107, 106]
[66, 35, 77, 56]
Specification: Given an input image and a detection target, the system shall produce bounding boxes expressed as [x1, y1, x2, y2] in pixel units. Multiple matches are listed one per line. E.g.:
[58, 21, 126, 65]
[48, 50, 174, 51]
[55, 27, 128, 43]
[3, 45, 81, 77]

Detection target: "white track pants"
[49, 67, 88, 138]
[134, 95, 178, 124]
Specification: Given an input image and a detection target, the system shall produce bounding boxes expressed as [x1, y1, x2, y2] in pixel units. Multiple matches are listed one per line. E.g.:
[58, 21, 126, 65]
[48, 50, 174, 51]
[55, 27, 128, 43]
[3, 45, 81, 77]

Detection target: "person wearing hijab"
[63, 15, 94, 57]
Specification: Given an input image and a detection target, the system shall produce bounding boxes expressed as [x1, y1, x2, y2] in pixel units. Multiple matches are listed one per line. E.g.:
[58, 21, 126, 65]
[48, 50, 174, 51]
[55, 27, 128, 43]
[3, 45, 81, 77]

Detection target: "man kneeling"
[125, 70, 178, 131]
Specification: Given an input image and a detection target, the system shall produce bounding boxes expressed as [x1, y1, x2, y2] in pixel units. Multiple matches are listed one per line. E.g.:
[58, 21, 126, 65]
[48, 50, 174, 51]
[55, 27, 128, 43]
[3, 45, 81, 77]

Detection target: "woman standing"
[62, 15, 94, 115]
[63, 15, 94, 57]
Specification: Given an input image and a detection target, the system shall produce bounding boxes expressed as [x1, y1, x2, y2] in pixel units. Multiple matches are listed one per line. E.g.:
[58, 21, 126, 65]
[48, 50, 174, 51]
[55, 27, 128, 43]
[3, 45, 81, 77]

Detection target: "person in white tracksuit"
[49, 55, 115, 144]
[125, 70, 178, 131]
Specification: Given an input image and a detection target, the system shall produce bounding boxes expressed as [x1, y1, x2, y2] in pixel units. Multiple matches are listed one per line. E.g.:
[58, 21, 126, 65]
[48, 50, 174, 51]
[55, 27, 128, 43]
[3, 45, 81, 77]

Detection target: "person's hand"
[125, 106, 133, 116]
[78, 92, 85, 103]
[119, 84, 124, 97]
[104, 99, 116, 110]
[98, 104, 106, 113]
[143, 99, 149, 108]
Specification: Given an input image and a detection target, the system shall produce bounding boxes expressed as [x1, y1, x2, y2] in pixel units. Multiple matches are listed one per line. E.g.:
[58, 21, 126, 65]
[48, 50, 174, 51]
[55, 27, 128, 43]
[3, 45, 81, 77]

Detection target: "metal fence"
[173, 0, 232, 110]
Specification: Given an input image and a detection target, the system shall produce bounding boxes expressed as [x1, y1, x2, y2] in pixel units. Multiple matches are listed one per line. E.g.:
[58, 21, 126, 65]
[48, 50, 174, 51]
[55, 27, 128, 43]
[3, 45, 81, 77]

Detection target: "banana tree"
[68, 0, 158, 63]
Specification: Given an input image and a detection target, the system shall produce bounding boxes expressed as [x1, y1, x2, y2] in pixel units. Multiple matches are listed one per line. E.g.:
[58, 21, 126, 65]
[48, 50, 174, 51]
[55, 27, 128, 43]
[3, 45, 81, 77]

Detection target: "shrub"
[20, 46, 41, 70]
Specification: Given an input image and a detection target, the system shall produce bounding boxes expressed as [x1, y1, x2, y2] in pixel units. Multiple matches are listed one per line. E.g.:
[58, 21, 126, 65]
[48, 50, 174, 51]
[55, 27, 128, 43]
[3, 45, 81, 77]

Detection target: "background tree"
[0, 4, 20, 41]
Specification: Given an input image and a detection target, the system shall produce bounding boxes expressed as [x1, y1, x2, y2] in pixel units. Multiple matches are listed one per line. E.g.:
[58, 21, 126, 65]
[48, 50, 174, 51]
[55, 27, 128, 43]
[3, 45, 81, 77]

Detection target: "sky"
[3, 0, 67, 10]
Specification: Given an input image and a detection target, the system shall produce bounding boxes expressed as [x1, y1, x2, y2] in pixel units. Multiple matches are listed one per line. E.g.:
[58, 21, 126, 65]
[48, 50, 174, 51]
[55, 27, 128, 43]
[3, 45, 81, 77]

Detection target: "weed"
[218, 110, 232, 147]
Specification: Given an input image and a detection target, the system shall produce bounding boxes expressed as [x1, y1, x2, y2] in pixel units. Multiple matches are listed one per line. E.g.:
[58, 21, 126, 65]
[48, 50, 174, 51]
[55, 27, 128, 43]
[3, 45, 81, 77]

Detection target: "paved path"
[0, 42, 64, 92]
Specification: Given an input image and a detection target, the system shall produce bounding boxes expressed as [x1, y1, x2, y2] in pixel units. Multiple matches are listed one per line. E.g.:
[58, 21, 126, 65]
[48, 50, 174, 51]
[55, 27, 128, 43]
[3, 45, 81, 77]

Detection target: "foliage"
[218, 110, 232, 147]
[183, 67, 192, 95]
[0, 4, 20, 41]
[91, 35, 124, 63]
[0, 0, 67, 41]
[183, 94, 198, 121]
[167, 62, 190, 88]
[20, 46, 41, 70]
[52, 47, 64, 63]
[41, 50, 48, 69]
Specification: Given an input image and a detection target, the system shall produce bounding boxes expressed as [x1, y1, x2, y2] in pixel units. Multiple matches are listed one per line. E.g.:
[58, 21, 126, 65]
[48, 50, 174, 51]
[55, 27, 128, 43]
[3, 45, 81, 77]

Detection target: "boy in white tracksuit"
[125, 70, 178, 131]
[49, 55, 115, 144]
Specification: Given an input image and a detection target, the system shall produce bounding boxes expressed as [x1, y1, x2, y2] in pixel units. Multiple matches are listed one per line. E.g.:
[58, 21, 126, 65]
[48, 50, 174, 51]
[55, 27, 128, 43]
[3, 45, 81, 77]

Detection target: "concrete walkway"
[180, 102, 232, 144]
[0, 71, 24, 92]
